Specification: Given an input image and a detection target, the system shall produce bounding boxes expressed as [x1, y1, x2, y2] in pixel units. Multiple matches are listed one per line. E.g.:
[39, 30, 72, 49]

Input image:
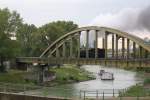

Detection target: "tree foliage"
[0, 8, 22, 72]
[16, 24, 37, 56]
[19, 21, 78, 56]
[0, 7, 78, 72]
[39, 21, 78, 44]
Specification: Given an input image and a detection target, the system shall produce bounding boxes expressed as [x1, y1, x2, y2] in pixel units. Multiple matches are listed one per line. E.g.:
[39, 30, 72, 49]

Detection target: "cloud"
[90, 6, 150, 39]
[138, 6, 150, 31]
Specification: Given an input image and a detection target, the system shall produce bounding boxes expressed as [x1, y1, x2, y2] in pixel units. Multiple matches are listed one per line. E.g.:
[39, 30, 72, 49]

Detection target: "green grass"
[122, 73, 150, 97]
[0, 65, 95, 86]
[144, 78, 150, 85]
[49, 65, 95, 84]
[0, 66, 95, 91]
[122, 76, 150, 97]
[122, 85, 150, 96]
[0, 70, 34, 84]
[0, 70, 39, 92]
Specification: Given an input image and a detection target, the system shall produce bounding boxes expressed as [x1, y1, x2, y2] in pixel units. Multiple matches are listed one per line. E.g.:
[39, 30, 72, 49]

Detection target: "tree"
[16, 24, 37, 56]
[16, 20, 78, 57]
[32, 21, 78, 56]
[0, 8, 22, 72]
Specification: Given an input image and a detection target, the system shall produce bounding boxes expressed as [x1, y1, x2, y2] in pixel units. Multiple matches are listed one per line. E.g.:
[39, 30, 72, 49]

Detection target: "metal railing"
[0, 82, 150, 100]
[16, 57, 150, 63]
[79, 89, 126, 100]
[79, 89, 150, 100]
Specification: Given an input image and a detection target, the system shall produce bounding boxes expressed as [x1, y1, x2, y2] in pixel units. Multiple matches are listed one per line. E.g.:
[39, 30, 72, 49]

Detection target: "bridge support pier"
[139, 46, 142, 67]
[112, 34, 114, 58]
[133, 42, 136, 58]
[115, 35, 119, 67]
[104, 32, 108, 66]
[95, 30, 98, 58]
[63, 41, 66, 58]
[37, 64, 49, 84]
[115, 34, 118, 59]
[126, 39, 130, 67]
[70, 37, 73, 58]
[86, 30, 89, 58]
[122, 37, 125, 58]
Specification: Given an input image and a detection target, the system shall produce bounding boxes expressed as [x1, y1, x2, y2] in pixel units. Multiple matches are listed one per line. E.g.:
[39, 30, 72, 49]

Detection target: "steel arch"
[40, 26, 150, 58]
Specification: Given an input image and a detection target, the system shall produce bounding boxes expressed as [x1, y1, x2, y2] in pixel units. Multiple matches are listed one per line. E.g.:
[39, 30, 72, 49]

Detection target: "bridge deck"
[16, 57, 150, 67]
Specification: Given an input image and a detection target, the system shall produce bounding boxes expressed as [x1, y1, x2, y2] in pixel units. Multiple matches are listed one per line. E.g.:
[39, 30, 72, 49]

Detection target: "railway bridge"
[16, 26, 150, 82]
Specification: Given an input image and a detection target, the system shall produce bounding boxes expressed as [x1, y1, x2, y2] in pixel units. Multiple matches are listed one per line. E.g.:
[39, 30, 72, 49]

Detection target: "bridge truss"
[17, 26, 150, 67]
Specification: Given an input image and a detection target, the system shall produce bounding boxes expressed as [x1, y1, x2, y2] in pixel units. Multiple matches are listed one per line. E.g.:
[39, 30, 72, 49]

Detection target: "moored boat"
[98, 70, 114, 80]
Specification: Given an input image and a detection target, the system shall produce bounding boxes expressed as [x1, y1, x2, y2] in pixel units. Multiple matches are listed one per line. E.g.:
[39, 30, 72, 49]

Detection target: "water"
[25, 65, 142, 98]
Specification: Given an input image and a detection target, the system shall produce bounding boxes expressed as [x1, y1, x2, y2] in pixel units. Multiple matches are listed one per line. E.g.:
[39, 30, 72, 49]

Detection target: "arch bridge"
[17, 26, 150, 68]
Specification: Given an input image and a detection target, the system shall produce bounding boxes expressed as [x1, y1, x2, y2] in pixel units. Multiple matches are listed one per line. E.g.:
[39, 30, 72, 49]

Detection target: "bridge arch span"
[40, 26, 150, 59]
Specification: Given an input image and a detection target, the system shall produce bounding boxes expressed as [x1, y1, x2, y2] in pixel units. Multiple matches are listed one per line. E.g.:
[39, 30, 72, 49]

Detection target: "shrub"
[144, 78, 150, 85]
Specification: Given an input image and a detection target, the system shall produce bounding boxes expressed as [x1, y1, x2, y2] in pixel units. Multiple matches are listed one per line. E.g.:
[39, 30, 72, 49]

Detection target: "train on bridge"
[80, 48, 105, 58]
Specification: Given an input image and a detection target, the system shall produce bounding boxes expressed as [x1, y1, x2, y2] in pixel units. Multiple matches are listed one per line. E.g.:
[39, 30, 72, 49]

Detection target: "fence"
[0, 82, 150, 100]
[79, 89, 150, 100]
[0, 82, 76, 99]
[80, 89, 124, 100]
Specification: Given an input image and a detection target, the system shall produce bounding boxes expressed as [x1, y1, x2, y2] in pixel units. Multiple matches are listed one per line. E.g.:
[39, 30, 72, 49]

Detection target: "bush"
[62, 77, 67, 81]
[123, 85, 147, 96]
[144, 78, 150, 85]
[49, 65, 95, 83]
[69, 76, 74, 80]
[0, 65, 6, 72]
[0, 70, 36, 84]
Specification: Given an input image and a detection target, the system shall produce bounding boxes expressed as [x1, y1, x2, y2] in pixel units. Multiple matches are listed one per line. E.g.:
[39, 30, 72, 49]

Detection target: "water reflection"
[74, 65, 141, 91]
[26, 65, 142, 98]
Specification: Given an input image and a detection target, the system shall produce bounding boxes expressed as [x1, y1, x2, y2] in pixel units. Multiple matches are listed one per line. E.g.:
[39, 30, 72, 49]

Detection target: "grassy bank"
[48, 65, 95, 85]
[0, 70, 34, 84]
[0, 65, 95, 86]
[122, 77, 150, 96]
[117, 66, 150, 96]
[122, 85, 150, 96]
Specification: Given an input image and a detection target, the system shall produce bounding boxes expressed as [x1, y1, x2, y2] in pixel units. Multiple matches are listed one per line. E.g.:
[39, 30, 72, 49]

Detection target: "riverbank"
[0, 64, 146, 97]
[0, 65, 95, 86]
[46, 64, 95, 86]
[122, 71, 150, 96]
[102, 65, 150, 96]
[0, 70, 34, 84]
[0, 65, 142, 98]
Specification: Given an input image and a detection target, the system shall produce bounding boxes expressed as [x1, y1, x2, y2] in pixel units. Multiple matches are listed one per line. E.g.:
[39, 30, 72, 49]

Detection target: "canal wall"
[0, 92, 71, 100]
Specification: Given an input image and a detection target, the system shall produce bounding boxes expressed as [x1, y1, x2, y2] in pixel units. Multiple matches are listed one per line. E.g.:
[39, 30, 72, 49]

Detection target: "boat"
[98, 70, 105, 76]
[98, 70, 114, 80]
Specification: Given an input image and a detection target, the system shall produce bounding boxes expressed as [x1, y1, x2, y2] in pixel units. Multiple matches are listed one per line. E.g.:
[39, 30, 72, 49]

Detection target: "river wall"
[0, 92, 71, 100]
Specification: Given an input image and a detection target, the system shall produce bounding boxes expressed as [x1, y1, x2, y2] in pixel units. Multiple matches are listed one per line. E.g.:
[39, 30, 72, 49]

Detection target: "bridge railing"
[16, 57, 150, 64]
[16, 57, 47, 64]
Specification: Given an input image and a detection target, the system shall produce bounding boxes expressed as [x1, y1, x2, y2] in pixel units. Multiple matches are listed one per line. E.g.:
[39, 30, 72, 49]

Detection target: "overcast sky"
[0, 0, 150, 38]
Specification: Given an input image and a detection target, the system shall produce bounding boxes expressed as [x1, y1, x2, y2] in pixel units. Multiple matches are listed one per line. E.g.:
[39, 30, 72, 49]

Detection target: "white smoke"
[90, 6, 150, 39]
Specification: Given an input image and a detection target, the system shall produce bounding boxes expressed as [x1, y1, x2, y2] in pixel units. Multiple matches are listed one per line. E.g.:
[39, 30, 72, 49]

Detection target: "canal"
[25, 65, 142, 98]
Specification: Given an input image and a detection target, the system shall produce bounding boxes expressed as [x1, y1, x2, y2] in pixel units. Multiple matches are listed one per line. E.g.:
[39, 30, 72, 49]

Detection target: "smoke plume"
[90, 5, 150, 39]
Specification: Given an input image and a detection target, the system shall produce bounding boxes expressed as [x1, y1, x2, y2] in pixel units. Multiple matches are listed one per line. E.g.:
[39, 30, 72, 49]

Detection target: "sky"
[0, 0, 150, 38]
